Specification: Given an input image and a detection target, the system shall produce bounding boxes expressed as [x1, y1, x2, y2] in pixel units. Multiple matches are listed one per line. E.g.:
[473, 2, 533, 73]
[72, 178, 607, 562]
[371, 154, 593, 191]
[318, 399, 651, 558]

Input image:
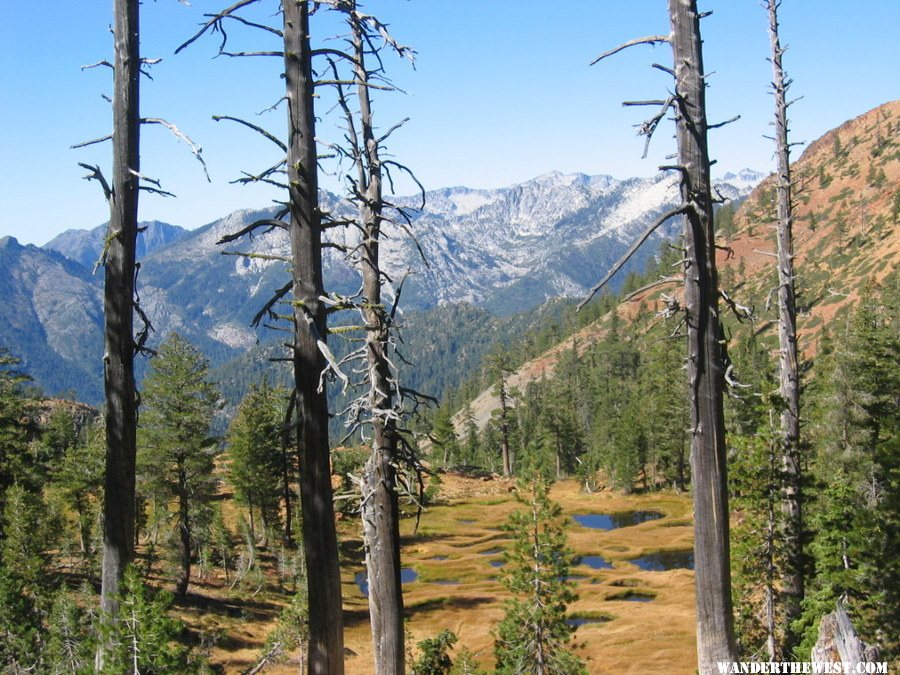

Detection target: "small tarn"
[571, 511, 664, 530]
[606, 590, 656, 602]
[566, 613, 612, 627]
[579, 555, 614, 570]
[629, 550, 694, 571]
[355, 568, 418, 597]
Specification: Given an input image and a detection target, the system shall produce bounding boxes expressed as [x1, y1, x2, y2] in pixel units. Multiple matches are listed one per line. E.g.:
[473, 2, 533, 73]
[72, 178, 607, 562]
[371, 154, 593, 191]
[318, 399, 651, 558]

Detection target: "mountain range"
[0, 169, 763, 404]
[451, 100, 899, 434]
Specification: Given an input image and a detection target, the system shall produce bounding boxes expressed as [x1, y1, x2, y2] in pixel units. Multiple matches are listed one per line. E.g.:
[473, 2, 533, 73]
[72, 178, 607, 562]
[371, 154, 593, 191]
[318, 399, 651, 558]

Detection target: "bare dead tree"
[585, 1, 737, 670]
[487, 352, 515, 477]
[283, 4, 346, 671]
[320, 2, 423, 671]
[96, 5, 140, 665]
[78, 4, 209, 663]
[766, 0, 804, 651]
[177, 2, 345, 672]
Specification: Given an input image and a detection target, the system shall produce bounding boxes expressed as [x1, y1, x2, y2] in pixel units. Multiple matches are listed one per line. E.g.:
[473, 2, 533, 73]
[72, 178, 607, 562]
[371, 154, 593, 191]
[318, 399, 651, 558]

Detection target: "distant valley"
[0, 169, 761, 404]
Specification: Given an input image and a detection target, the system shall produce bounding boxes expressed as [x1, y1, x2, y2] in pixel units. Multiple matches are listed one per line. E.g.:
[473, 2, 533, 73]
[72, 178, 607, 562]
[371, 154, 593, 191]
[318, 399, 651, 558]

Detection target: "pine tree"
[227, 382, 286, 546]
[0, 347, 33, 517]
[798, 278, 899, 658]
[138, 333, 219, 596]
[726, 331, 789, 659]
[488, 352, 516, 476]
[53, 418, 105, 557]
[411, 630, 457, 675]
[100, 565, 187, 673]
[461, 403, 479, 467]
[42, 589, 97, 674]
[641, 332, 689, 490]
[432, 405, 460, 467]
[494, 476, 586, 675]
[0, 564, 41, 672]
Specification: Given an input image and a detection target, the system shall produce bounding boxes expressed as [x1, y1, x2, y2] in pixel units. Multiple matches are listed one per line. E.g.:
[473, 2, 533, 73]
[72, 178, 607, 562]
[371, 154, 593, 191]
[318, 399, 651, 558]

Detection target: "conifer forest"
[0, 1, 897, 674]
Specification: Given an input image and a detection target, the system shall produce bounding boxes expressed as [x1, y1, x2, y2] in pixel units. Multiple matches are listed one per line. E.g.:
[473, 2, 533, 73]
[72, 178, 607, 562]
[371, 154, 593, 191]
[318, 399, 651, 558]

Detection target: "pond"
[607, 590, 656, 602]
[571, 511, 664, 530]
[629, 550, 694, 571]
[478, 548, 503, 555]
[354, 568, 418, 597]
[428, 555, 449, 561]
[488, 559, 506, 568]
[579, 555, 614, 570]
[566, 614, 612, 627]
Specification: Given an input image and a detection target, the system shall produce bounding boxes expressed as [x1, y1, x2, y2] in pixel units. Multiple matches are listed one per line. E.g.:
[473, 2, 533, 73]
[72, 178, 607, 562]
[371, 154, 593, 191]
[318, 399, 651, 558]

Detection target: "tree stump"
[811, 600, 880, 665]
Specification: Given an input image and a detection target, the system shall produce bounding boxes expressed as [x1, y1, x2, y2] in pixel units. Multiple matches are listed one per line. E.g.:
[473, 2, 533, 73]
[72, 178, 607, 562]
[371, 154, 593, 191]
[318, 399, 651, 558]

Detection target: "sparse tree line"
[429, 269, 898, 664]
[0, 336, 309, 672]
[2, 335, 592, 672]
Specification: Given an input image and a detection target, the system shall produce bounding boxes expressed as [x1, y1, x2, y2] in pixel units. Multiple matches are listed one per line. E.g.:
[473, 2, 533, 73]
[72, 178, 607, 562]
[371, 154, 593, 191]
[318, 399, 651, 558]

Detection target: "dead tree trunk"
[811, 600, 881, 666]
[281, 393, 296, 549]
[584, 4, 736, 668]
[348, 8, 406, 671]
[667, 0, 738, 669]
[284, 2, 345, 671]
[98, 0, 140, 663]
[499, 372, 513, 477]
[767, 0, 804, 646]
[176, 468, 191, 596]
[764, 412, 779, 660]
[487, 353, 514, 477]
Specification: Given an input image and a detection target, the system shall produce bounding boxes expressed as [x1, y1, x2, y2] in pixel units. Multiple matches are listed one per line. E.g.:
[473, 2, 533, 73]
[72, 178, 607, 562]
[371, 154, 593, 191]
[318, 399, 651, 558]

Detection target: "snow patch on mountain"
[209, 324, 256, 350]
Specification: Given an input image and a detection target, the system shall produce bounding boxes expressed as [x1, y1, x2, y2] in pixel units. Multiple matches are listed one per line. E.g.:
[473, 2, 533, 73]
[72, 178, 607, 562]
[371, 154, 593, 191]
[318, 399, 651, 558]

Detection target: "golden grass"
[193, 475, 698, 673]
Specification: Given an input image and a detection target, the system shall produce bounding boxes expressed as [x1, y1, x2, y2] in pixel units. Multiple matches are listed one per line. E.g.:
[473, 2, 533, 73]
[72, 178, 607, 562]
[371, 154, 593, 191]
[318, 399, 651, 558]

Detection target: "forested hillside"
[445, 101, 899, 435]
[429, 100, 899, 663]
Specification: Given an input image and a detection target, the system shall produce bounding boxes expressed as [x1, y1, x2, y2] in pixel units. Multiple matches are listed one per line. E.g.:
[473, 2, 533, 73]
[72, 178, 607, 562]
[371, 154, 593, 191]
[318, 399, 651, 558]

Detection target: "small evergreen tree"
[43, 589, 97, 674]
[226, 381, 286, 545]
[100, 565, 187, 673]
[138, 333, 219, 596]
[0, 564, 41, 672]
[0, 347, 34, 516]
[798, 277, 898, 659]
[494, 475, 586, 675]
[432, 405, 460, 466]
[450, 647, 486, 675]
[53, 417, 105, 557]
[461, 403, 479, 467]
[411, 629, 457, 675]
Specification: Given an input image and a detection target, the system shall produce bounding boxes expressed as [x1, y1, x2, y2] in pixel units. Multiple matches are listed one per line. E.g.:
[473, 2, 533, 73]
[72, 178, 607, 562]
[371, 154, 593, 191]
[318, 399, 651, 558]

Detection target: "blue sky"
[1, 1, 897, 246]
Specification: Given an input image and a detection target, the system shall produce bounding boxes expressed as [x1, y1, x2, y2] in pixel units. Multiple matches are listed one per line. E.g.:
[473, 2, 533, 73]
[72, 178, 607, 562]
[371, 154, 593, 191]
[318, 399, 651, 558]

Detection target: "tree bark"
[283, 2, 345, 672]
[281, 396, 295, 548]
[765, 418, 778, 660]
[176, 469, 191, 596]
[811, 600, 880, 665]
[98, 0, 140, 666]
[499, 375, 513, 477]
[350, 7, 406, 671]
[767, 0, 804, 647]
[667, 0, 738, 670]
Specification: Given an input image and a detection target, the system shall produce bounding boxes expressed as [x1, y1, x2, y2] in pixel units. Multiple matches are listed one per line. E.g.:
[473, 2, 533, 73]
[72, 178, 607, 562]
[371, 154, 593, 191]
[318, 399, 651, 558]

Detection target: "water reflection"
[571, 511, 664, 530]
[629, 550, 694, 571]
[354, 568, 419, 597]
